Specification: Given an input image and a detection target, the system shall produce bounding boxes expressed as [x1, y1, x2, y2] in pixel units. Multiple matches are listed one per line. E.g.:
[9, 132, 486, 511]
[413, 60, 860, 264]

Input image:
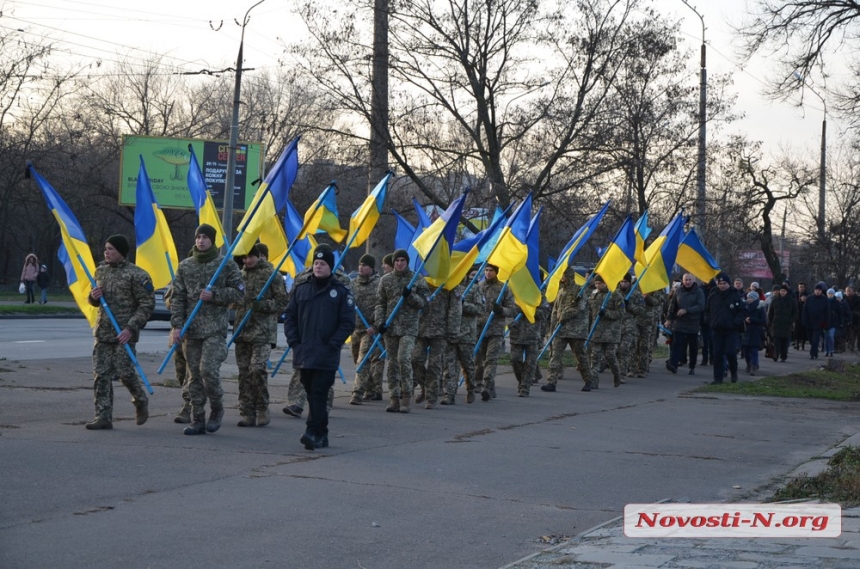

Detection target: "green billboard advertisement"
[119, 135, 265, 211]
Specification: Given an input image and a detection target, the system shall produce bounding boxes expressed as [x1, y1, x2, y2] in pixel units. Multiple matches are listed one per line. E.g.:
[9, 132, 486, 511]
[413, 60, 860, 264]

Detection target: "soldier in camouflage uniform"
[543, 267, 592, 392]
[348, 254, 383, 405]
[170, 224, 245, 435]
[586, 274, 625, 388]
[617, 274, 646, 378]
[443, 269, 482, 404]
[164, 283, 192, 423]
[85, 235, 154, 430]
[507, 297, 548, 397]
[233, 244, 288, 427]
[412, 282, 461, 409]
[634, 287, 666, 377]
[372, 248, 429, 413]
[475, 264, 516, 401]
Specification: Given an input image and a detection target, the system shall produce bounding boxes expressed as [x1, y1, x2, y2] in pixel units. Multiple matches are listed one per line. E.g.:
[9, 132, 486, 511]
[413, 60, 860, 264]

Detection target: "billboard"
[736, 249, 790, 279]
[119, 135, 265, 211]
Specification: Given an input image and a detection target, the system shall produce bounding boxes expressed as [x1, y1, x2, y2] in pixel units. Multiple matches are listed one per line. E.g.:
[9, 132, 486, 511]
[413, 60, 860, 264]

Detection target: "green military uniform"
[546, 272, 592, 390]
[634, 288, 666, 376]
[413, 284, 461, 407]
[87, 258, 154, 426]
[349, 271, 383, 401]
[475, 277, 516, 400]
[170, 245, 245, 429]
[617, 282, 646, 377]
[444, 283, 481, 403]
[234, 258, 288, 426]
[507, 298, 548, 397]
[586, 283, 625, 388]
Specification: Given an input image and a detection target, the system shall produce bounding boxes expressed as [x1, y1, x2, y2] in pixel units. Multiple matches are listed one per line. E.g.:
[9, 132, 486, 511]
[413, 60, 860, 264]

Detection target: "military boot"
[134, 400, 149, 425]
[183, 413, 206, 435]
[173, 403, 191, 424]
[256, 408, 270, 427]
[385, 397, 400, 412]
[414, 391, 426, 404]
[85, 417, 112, 430]
[399, 396, 411, 413]
[206, 406, 224, 433]
[439, 395, 455, 405]
[466, 391, 475, 404]
[237, 415, 256, 427]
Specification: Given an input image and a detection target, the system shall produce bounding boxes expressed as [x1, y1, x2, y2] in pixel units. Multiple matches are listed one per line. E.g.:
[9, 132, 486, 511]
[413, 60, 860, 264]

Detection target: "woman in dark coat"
[742, 291, 767, 374]
[768, 285, 798, 362]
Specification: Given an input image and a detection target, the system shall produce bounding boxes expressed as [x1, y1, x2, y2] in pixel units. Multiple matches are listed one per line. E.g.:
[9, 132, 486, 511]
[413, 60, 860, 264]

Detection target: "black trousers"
[300, 369, 336, 437]
[712, 330, 739, 382]
[775, 337, 790, 361]
[670, 332, 699, 370]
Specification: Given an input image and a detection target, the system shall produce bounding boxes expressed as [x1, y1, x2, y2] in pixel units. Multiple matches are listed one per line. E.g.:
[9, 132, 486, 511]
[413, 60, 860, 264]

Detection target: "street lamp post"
[681, 0, 707, 237]
[221, 0, 267, 248]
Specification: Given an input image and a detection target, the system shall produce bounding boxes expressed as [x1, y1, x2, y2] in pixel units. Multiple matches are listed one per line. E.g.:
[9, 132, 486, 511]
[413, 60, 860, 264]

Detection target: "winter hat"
[836, 291, 844, 300]
[382, 254, 393, 267]
[593, 274, 605, 283]
[312, 243, 335, 270]
[780, 284, 790, 291]
[40, 264, 47, 270]
[245, 244, 261, 258]
[715, 272, 731, 284]
[255, 243, 269, 258]
[195, 223, 217, 243]
[827, 288, 835, 295]
[622, 273, 632, 283]
[747, 291, 759, 301]
[106, 234, 130, 257]
[486, 263, 500, 272]
[359, 254, 376, 270]
[750, 282, 760, 290]
[815, 281, 827, 291]
[392, 249, 409, 262]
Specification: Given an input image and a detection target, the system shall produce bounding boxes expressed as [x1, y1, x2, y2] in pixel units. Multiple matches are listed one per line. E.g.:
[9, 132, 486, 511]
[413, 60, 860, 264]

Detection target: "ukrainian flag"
[187, 146, 226, 248]
[444, 204, 510, 290]
[347, 172, 391, 250]
[634, 210, 651, 265]
[392, 208, 423, 273]
[486, 194, 533, 282]
[29, 165, 98, 326]
[284, 198, 315, 277]
[543, 200, 610, 302]
[677, 227, 720, 282]
[134, 156, 179, 290]
[506, 208, 543, 323]
[635, 214, 686, 293]
[593, 215, 637, 290]
[233, 138, 299, 264]
[409, 199, 432, 272]
[412, 192, 468, 287]
[301, 183, 346, 242]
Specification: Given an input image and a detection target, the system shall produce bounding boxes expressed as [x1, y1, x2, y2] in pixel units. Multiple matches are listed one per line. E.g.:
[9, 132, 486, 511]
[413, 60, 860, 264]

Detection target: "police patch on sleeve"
[238, 283, 246, 292]
[347, 296, 354, 306]
[330, 289, 338, 298]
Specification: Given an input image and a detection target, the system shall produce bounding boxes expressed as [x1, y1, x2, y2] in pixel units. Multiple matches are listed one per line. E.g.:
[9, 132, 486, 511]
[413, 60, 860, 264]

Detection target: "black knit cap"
[195, 223, 217, 243]
[382, 254, 394, 267]
[313, 243, 335, 269]
[486, 263, 499, 272]
[245, 244, 261, 258]
[622, 272, 632, 283]
[106, 234, 130, 257]
[593, 273, 605, 283]
[359, 254, 376, 270]
[392, 249, 409, 262]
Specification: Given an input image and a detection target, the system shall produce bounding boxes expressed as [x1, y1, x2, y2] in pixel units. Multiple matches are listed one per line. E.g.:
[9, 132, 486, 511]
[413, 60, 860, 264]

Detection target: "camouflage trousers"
[384, 334, 416, 399]
[412, 337, 445, 403]
[184, 336, 228, 416]
[92, 342, 148, 421]
[510, 342, 537, 394]
[475, 335, 503, 392]
[169, 329, 191, 414]
[444, 340, 476, 397]
[351, 331, 384, 398]
[588, 342, 620, 387]
[548, 336, 591, 386]
[618, 326, 640, 376]
[287, 367, 333, 411]
[634, 321, 657, 375]
[235, 341, 271, 417]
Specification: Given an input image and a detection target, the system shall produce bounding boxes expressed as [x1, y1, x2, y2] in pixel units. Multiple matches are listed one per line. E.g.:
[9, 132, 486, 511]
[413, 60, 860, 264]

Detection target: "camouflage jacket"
[587, 287, 624, 344]
[508, 298, 549, 345]
[350, 272, 381, 330]
[170, 248, 245, 339]
[234, 260, 288, 344]
[551, 281, 589, 340]
[639, 289, 666, 326]
[88, 259, 154, 343]
[374, 269, 429, 337]
[617, 285, 646, 334]
[418, 285, 462, 339]
[456, 283, 483, 342]
[476, 278, 516, 337]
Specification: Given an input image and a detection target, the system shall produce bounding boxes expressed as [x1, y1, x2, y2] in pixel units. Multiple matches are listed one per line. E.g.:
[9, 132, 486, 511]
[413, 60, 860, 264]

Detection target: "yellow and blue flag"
[677, 227, 720, 282]
[593, 215, 636, 290]
[506, 207, 543, 323]
[543, 200, 610, 302]
[134, 156, 179, 289]
[486, 194, 533, 282]
[187, 146, 226, 248]
[347, 172, 391, 250]
[635, 214, 686, 293]
[301, 183, 346, 242]
[392, 208, 423, 273]
[284, 198, 316, 277]
[412, 192, 468, 287]
[29, 165, 98, 326]
[445, 205, 510, 290]
[233, 138, 300, 266]
[634, 210, 651, 265]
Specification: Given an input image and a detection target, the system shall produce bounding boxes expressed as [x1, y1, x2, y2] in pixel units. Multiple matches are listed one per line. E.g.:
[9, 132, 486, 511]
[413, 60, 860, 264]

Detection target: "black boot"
[183, 413, 206, 435]
[300, 431, 323, 450]
[206, 406, 224, 433]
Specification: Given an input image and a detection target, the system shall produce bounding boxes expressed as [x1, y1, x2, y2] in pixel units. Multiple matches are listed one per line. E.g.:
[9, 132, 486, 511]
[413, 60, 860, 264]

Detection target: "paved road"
[1, 341, 857, 568]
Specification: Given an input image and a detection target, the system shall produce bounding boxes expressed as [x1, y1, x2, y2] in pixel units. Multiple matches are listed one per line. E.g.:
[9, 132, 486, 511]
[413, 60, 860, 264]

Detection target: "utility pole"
[794, 72, 827, 242]
[681, 0, 707, 238]
[366, 0, 390, 256]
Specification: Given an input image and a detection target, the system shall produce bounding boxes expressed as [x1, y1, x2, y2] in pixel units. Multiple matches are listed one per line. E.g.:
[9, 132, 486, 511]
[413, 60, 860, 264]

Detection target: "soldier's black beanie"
[486, 264, 499, 272]
[255, 243, 268, 258]
[245, 244, 261, 258]
[392, 249, 409, 262]
[195, 223, 217, 243]
[106, 234, 130, 258]
[382, 254, 394, 267]
[359, 254, 376, 269]
[622, 272, 632, 283]
[313, 243, 335, 270]
[593, 273, 605, 283]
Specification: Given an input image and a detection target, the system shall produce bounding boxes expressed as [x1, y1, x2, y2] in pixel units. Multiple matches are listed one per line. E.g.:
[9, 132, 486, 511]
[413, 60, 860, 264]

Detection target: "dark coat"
[707, 286, 746, 332]
[802, 293, 830, 331]
[284, 275, 356, 371]
[667, 282, 706, 334]
[768, 294, 798, 339]
[742, 300, 766, 349]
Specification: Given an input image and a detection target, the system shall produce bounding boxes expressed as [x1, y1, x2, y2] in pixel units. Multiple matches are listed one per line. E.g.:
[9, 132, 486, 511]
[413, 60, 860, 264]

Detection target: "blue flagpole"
[473, 281, 509, 356]
[270, 346, 291, 377]
[583, 287, 615, 349]
[338, 366, 346, 384]
[536, 322, 562, 362]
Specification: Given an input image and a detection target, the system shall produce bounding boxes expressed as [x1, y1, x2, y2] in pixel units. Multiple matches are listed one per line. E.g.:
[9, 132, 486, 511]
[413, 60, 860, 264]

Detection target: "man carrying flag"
[475, 264, 516, 401]
[586, 274, 626, 388]
[348, 254, 384, 405]
[444, 267, 482, 404]
[543, 267, 593, 392]
[85, 235, 155, 430]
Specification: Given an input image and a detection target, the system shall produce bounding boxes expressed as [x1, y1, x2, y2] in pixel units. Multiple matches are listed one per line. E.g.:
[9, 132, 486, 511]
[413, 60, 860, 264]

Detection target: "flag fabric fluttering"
[282, 199, 316, 277]
[543, 200, 610, 302]
[635, 214, 686, 294]
[411, 192, 468, 287]
[506, 207, 543, 323]
[346, 172, 391, 250]
[187, 145, 226, 248]
[676, 227, 720, 282]
[633, 210, 651, 265]
[29, 165, 98, 326]
[486, 194, 533, 282]
[134, 156, 179, 290]
[593, 215, 637, 291]
[392, 208, 423, 273]
[445, 204, 510, 290]
[302, 183, 346, 242]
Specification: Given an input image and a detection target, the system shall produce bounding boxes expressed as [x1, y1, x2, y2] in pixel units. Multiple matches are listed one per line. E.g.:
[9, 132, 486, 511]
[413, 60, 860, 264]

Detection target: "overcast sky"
[2, 0, 847, 162]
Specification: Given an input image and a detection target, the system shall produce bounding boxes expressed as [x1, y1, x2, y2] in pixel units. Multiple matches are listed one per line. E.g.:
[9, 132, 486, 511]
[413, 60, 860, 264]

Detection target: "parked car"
[149, 287, 171, 322]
